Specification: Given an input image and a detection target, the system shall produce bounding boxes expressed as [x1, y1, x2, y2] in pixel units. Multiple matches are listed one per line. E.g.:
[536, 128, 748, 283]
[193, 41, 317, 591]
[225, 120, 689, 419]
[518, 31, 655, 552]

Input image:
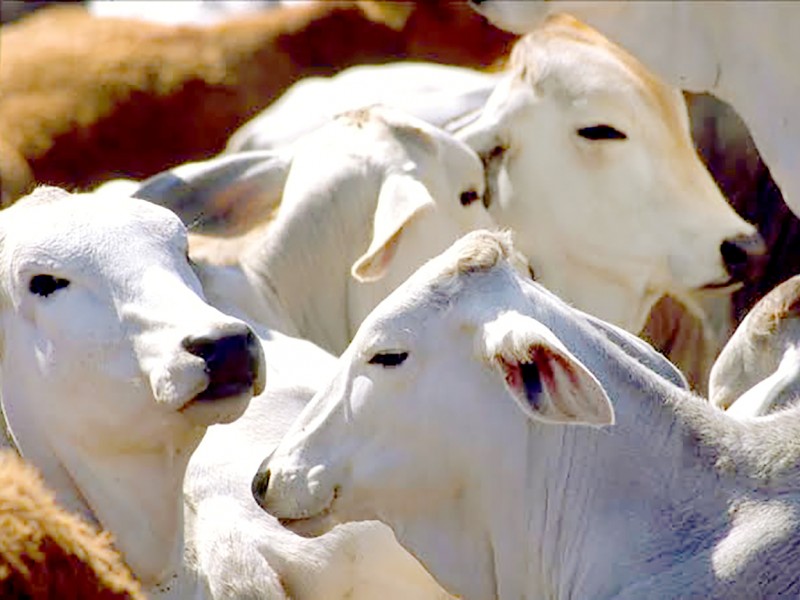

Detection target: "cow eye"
[576, 125, 627, 141]
[368, 351, 409, 368]
[459, 189, 481, 206]
[29, 275, 70, 298]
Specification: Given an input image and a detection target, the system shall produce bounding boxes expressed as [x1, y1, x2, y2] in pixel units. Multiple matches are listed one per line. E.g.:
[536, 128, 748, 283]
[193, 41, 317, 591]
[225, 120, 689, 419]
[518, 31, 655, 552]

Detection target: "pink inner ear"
[499, 356, 523, 390]
[499, 346, 585, 397]
[498, 347, 558, 395]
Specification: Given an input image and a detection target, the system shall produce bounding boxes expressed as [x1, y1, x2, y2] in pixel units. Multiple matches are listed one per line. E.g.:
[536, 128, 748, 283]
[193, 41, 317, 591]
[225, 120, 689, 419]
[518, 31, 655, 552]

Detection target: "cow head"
[455, 15, 764, 332]
[710, 275, 800, 417]
[0, 187, 265, 582]
[253, 230, 611, 599]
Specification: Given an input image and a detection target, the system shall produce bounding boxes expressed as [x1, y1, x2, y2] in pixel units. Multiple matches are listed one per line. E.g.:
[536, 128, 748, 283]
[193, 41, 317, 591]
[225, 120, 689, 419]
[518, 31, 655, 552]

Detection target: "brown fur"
[0, 451, 144, 599]
[641, 295, 718, 394]
[0, 1, 516, 204]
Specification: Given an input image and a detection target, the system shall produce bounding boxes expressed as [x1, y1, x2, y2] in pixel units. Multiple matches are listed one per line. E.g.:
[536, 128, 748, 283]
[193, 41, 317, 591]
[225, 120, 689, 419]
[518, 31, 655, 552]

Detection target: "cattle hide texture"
[0, 450, 144, 600]
[0, 1, 515, 204]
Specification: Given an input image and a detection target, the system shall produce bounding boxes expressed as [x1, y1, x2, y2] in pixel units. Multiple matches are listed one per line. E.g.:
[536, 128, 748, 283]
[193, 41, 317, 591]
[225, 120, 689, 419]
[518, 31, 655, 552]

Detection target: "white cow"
[86, 0, 288, 26]
[0, 186, 452, 600]
[185, 329, 453, 600]
[137, 105, 499, 354]
[468, 0, 800, 222]
[225, 62, 501, 153]
[0, 186, 265, 596]
[454, 13, 763, 332]
[257, 230, 800, 600]
[709, 275, 800, 418]
[221, 17, 763, 335]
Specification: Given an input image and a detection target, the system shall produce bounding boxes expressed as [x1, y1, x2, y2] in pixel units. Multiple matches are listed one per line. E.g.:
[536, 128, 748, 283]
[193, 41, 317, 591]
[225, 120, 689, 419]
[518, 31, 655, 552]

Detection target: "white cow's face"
[255, 231, 612, 599]
[709, 276, 800, 416]
[456, 16, 763, 331]
[0, 188, 265, 453]
[282, 105, 504, 341]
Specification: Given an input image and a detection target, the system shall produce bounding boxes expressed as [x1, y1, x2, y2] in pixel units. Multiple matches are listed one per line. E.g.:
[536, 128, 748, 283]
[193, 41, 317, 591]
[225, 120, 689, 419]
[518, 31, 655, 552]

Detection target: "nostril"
[182, 336, 219, 363]
[721, 239, 749, 270]
[252, 468, 271, 505]
[720, 233, 767, 281]
[182, 326, 260, 399]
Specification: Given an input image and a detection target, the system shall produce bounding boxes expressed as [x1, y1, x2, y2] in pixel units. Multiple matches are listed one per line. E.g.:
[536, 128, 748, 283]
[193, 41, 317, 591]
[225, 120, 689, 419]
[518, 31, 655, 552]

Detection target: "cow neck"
[509, 345, 800, 599]
[7, 394, 202, 590]
[532, 253, 660, 333]
[243, 172, 379, 354]
[53, 435, 200, 589]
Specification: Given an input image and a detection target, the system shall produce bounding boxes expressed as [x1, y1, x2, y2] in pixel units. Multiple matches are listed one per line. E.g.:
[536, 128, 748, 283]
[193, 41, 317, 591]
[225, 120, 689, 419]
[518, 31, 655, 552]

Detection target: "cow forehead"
[2, 194, 187, 264]
[514, 21, 686, 132]
[354, 232, 529, 343]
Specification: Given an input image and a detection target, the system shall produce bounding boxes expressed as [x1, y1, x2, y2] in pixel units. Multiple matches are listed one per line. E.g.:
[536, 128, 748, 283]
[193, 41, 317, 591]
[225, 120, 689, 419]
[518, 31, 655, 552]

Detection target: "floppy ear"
[481, 311, 614, 426]
[351, 173, 436, 283]
[135, 150, 293, 237]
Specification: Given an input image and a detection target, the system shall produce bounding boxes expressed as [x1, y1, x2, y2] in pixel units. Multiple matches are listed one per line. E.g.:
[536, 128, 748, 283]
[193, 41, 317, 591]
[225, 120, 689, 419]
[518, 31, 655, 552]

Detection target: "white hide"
[86, 0, 291, 26]
[0, 187, 265, 595]
[258, 230, 800, 600]
[0, 186, 449, 600]
[709, 275, 800, 417]
[468, 0, 800, 222]
[454, 14, 761, 332]
[225, 62, 500, 153]
[222, 22, 760, 335]
[138, 105, 498, 354]
[185, 329, 452, 600]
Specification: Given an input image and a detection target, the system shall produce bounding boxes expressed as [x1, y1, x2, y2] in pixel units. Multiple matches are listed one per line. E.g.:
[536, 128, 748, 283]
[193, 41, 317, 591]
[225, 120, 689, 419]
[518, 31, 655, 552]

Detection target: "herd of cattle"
[1, 1, 800, 598]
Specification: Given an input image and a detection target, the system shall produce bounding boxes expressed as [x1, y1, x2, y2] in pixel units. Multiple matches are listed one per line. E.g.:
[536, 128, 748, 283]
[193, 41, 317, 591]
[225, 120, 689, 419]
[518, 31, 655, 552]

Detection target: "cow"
[0, 450, 145, 599]
[257, 229, 800, 600]
[217, 17, 762, 387]
[0, 185, 453, 599]
[709, 275, 800, 418]
[0, 186, 265, 596]
[136, 105, 500, 355]
[467, 0, 800, 224]
[455, 13, 764, 333]
[0, 1, 514, 204]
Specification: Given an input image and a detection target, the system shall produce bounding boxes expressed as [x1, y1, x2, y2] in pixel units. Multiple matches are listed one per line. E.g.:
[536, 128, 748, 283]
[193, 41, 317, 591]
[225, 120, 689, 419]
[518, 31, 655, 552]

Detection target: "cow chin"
[700, 277, 744, 291]
[280, 510, 341, 538]
[277, 485, 344, 538]
[179, 390, 252, 427]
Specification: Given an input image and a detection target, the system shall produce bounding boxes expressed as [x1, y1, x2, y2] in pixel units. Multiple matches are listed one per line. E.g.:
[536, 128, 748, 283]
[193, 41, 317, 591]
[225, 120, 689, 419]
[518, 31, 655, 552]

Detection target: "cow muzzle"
[715, 231, 767, 286]
[177, 324, 265, 425]
[252, 455, 339, 536]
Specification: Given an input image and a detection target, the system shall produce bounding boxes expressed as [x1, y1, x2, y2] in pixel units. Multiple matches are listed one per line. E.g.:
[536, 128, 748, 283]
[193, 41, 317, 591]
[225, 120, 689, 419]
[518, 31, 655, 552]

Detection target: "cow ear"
[351, 173, 435, 283]
[481, 312, 614, 426]
[134, 150, 293, 237]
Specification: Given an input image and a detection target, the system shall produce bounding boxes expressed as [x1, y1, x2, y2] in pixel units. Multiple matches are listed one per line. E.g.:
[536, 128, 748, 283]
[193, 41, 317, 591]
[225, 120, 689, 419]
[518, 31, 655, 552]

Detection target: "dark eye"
[460, 189, 480, 206]
[577, 125, 627, 141]
[368, 352, 409, 368]
[488, 145, 506, 160]
[29, 275, 70, 298]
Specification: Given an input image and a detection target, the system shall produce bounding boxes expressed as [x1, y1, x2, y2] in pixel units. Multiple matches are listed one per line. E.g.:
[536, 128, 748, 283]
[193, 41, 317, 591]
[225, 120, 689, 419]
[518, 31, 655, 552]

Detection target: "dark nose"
[721, 232, 767, 282]
[252, 448, 276, 509]
[469, 0, 487, 5]
[183, 326, 261, 400]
